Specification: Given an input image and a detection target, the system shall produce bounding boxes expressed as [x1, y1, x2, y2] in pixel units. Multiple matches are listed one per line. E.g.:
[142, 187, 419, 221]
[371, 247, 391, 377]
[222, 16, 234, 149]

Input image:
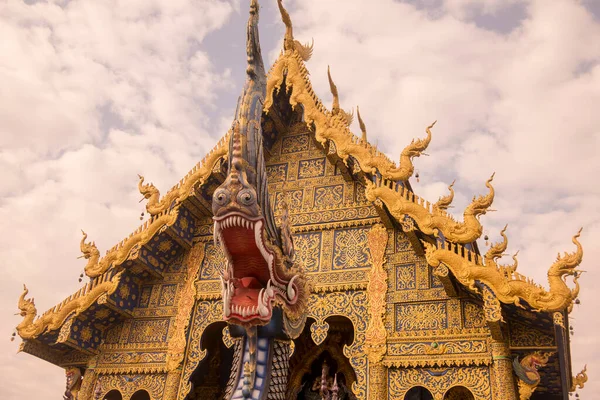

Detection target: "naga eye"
[237, 189, 256, 206]
[213, 188, 230, 206]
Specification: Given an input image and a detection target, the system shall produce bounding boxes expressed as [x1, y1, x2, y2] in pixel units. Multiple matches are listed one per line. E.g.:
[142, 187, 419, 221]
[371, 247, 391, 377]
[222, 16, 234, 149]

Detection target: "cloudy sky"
[1, 0, 599, 398]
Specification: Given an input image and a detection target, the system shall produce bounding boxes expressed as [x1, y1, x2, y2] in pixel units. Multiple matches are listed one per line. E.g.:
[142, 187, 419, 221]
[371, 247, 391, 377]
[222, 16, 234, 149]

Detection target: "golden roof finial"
[276, 0, 313, 61]
[327, 66, 353, 126]
[485, 224, 509, 266]
[434, 180, 455, 211]
[357, 106, 367, 142]
[571, 365, 588, 391]
[465, 173, 495, 220]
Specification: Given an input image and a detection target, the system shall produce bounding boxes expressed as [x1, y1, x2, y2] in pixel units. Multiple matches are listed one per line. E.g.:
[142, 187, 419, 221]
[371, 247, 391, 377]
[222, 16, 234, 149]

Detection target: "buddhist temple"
[14, 1, 588, 399]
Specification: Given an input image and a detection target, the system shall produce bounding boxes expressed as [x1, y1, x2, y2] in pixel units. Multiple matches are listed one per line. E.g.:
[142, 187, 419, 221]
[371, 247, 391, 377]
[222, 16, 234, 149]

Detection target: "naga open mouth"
[214, 212, 299, 324]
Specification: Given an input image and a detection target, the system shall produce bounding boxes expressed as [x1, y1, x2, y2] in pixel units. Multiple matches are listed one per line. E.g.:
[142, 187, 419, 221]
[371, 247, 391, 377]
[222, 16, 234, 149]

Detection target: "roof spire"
[276, 0, 313, 61]
[357, 106, 367, 142]
[246, 0, 264, 78]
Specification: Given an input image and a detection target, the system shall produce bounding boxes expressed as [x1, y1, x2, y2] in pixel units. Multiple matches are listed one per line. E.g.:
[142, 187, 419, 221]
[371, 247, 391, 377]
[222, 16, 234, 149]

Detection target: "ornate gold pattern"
[96, 373, 166, 399]
[17, 272, 123, 339]
[366, 173, 495, 243]
[166, 243, 204, 371]
[425, 229, 584, 311]
[364, 225, 388, 398]
[388, 366, 492, 399]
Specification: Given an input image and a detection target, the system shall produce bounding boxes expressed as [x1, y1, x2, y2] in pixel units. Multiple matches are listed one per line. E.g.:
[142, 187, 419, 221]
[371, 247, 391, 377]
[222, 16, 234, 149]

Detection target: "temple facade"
[15, 1, 587, 399]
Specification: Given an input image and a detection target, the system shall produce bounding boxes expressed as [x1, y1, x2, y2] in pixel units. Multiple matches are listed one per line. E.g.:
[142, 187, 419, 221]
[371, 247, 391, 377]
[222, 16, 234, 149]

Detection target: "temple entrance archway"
[130, 390, 150, 400]
[186, 321, 234, 400]
[443, 386, 475, 400]
[404, 386, 434, 400]
[103, 390, 123, 400]
[287, 316, 357, 399]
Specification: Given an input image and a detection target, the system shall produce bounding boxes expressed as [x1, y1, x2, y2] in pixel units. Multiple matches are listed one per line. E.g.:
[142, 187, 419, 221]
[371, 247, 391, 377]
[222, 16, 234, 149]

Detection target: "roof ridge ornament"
[434, 180, 455, 211]
[276, 0, 313, 61]
[356, 106, 367, 142]
[327, 66, 354, 126]
[423, 228, 584, 312]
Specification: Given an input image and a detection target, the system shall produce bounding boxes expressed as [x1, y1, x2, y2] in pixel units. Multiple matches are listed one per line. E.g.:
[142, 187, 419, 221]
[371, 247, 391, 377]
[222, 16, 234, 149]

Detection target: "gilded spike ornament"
[424, 229, 584, 312]
[357, 106, 367, 142]
[327, 66, 354, 126]
[276, 0, 313, 61]
[485, 225, 509, 267]
[365, 172, 495, 243]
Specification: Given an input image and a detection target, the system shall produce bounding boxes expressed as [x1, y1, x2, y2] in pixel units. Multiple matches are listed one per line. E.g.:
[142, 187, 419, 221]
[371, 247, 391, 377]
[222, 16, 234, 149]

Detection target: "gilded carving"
[366, 173, 495, 244]
[332, 228, 370, 270]
[395, 302, 447, 331]
[513, 352, 553, 400]
[96, 373, 167, 399]
[388, 366, 492, 399]
[17, 272, 123, 340]
[364, 224, 388, 400]
[571, 365, 587, 391]
[166, 243, 205, 371]
[264, 47, 430, 182]
[425, 229, 584, 312]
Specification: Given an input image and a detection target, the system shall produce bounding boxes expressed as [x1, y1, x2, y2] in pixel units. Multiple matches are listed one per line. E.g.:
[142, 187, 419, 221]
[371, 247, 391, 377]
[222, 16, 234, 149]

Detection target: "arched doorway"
[287, 316, 356, 399]
[103, 390, 123, 400]
[405, 386, 433, 400]
[130, 390, 151, 400]
[187, 321, 234, 400]
[444, 386, 475, 400]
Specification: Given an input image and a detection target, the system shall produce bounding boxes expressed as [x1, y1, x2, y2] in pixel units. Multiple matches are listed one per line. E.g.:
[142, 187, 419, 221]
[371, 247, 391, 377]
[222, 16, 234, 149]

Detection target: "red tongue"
[240, 277, 262, 289]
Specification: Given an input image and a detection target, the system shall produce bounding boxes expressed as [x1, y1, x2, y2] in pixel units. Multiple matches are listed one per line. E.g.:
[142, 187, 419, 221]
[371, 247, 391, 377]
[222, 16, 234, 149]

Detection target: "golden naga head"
[549, 228, 583, 277]
[465, 173, 495, 217]
[137, 174, 159, 203]
[401, 121, 435, 160]
[434, 180, 455, 211]
[17, 284, 36, 318]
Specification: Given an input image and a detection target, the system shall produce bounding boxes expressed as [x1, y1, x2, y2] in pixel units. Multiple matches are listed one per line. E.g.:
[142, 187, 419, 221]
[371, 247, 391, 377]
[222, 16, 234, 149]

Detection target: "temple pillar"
[491, 340, 517, 400]
[163, 369, 182, 400]
[77, 367, 97, 400]
[365, 224, 389, 399]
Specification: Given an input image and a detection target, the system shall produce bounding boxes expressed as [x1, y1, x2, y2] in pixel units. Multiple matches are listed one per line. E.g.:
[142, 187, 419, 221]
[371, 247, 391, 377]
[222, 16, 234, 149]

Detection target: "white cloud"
[0, 0, 238, 398]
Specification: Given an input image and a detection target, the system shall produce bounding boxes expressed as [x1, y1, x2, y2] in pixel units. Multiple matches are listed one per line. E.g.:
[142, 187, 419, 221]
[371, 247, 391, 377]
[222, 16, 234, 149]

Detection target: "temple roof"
[16, 0, 584, 348]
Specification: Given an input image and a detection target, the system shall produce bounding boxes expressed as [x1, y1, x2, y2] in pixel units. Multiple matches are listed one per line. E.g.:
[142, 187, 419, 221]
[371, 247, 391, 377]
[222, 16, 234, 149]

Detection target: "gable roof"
[16, 0, 583, 347]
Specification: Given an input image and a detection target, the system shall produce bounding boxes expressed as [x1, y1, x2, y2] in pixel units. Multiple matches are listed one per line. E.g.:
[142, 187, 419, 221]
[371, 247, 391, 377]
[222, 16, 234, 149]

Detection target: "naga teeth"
[287, 275, 298, 301]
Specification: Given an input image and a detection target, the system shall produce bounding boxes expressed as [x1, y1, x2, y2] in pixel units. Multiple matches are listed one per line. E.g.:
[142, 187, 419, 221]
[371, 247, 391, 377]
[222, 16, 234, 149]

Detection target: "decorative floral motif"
[282, 134, 310, 154]
[388, 366, 491, 399]
[396, 264, 417, 290]
[314, 185, 344, 207]
[266, 163, 288, 182]
[395, 302, 448, 331]
[463, 302, 486, 328]
[200, 242, 226, 280]
[158, 284, 177, 307]
[128, 319, 170, 344]
[293, 232, 322, 272]
[332, 228, 370, 270]
[298, 158, 326, 179]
